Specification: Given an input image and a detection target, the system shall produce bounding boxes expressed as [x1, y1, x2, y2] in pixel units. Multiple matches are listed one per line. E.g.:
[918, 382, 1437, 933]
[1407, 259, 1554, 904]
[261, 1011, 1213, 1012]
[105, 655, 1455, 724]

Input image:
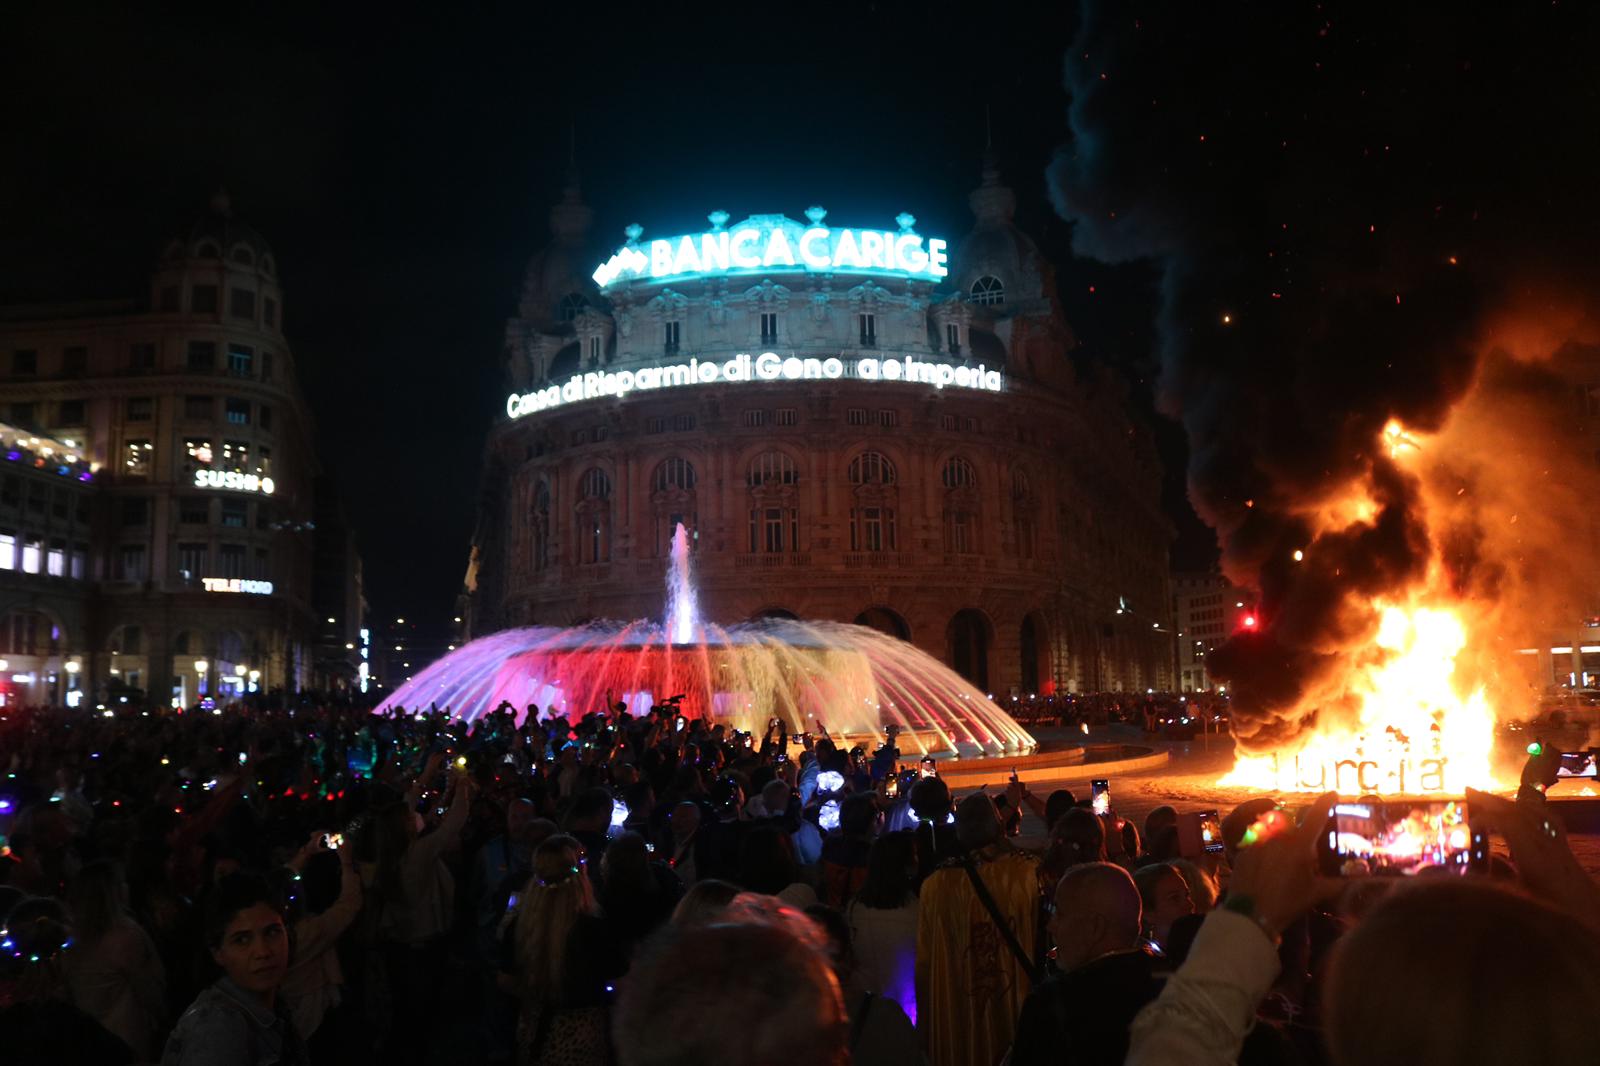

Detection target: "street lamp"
[194, 659, 209, 700]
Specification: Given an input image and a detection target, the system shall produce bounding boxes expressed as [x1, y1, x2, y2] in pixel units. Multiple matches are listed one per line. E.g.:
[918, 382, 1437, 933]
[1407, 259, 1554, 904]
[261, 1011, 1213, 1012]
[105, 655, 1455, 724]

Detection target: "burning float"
[1214, 394, 1596, 799]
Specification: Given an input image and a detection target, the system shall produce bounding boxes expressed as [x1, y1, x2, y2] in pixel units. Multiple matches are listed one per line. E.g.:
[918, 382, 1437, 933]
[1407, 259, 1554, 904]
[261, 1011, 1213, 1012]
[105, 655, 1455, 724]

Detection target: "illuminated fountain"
[377, 524, 1035, 757]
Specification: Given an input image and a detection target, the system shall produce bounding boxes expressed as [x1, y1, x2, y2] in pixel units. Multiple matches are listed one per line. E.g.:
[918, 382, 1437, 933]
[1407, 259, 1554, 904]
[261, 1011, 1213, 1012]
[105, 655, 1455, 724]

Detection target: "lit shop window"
[186, 437, 214, 466]
[0, 531, 14, 570]
[70, 545, 86, 580]
[23, 537, 43, 574]
[46, 541, 64, 577]
[124, 439, 153, 477]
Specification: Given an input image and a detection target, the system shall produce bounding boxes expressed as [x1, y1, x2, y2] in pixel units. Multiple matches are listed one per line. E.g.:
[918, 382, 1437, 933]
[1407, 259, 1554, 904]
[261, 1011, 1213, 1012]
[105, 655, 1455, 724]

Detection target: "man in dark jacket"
[1009, 862, 1158, 1066]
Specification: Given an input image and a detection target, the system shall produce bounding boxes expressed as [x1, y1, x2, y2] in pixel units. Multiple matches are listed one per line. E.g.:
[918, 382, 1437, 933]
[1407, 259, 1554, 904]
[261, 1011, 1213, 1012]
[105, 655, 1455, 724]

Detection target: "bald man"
[1008, 863, 1162, 1066]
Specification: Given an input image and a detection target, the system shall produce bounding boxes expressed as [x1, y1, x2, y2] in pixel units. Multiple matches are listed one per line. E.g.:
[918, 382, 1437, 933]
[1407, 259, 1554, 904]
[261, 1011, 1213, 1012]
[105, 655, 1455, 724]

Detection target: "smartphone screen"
[920, 756, 937, 779]
[1091, 779, 1111, 816]
[1319, 800, 1485, 876]
[1557, 752, 1600, 778]
[1176, 810, 1223, 857]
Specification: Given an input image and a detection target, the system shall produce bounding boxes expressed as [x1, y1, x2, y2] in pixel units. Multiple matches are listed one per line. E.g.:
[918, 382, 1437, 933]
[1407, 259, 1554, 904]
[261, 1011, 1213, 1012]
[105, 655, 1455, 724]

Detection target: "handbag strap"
[961, 859, 1041, 985]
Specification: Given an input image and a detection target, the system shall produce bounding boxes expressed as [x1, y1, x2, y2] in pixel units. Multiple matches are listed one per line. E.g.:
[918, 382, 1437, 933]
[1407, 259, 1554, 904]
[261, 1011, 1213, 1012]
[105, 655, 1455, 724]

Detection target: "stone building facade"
[0, 194, 324, 703]
[465, 163, 1176, 696]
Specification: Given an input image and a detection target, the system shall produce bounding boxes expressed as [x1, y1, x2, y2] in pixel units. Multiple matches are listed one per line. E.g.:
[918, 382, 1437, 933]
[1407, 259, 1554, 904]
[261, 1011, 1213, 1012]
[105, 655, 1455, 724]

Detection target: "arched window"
[558, 293, 588, 322]
[576, 468, 611, 564]
[970, 275, 1005, 306]
[848, 451, 897, 553]
[653, 458, 697, 492]
[0, 609, 61, 656]
[942, 455, 980, 553]
[109, 624, 143, 655]
[531, 481, 552, 572]
[651, 458, 698, 554]
[848, 451, 897, 486]
[748, 451, 800, 553]
[941, 456, 976, 489]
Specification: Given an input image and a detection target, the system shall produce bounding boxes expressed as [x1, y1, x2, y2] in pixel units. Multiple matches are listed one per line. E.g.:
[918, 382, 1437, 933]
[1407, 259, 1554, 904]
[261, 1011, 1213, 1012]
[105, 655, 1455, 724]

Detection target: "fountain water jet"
[378, 525, 1036, 757]
[665, 523, 697, 645]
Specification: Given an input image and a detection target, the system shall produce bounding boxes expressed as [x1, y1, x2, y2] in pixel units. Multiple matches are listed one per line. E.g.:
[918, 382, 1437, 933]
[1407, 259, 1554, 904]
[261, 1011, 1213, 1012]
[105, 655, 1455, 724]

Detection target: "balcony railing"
[843, 551, 908, 568]
[734, 552, 812, 569]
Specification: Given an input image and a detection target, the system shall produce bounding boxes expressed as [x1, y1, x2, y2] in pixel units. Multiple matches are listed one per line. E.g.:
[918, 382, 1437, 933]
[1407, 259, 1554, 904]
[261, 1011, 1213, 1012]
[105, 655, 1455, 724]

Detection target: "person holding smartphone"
[280, 829, 363, 1047]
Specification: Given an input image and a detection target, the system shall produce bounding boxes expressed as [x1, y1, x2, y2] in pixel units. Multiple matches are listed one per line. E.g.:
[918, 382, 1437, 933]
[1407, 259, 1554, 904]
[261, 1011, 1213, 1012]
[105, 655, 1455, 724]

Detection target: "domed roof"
[950, 154, 1048, 308]
[171, 190, 275, 266]
[516, 177, 600, 329]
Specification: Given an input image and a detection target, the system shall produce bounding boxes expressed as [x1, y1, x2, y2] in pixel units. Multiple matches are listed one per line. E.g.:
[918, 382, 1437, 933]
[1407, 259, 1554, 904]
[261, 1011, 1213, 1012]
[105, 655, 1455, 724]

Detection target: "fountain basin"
[376, 617, 1036, 758]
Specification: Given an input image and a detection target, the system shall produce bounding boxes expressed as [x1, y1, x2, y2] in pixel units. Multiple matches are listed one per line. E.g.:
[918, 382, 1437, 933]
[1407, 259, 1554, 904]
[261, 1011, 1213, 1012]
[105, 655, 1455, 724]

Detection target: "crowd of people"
[0, 695, 1596, 1065]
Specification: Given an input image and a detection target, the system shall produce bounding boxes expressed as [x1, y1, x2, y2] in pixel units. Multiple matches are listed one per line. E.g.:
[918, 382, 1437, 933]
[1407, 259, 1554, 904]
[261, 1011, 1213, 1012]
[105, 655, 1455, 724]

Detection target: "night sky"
[1, 2, 1212, 647]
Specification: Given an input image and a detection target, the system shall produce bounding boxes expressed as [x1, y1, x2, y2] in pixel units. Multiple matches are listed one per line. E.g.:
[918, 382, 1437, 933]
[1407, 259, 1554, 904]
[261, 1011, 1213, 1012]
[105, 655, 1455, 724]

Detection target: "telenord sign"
[202, 578, 273, 594]
[505, 352, 1003, 421]
[592, 209, 949, 289]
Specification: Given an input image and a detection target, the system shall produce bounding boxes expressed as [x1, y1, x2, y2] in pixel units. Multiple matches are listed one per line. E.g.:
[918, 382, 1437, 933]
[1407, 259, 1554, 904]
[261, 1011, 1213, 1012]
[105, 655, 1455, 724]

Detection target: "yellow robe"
[915, 849, 1041, 1066]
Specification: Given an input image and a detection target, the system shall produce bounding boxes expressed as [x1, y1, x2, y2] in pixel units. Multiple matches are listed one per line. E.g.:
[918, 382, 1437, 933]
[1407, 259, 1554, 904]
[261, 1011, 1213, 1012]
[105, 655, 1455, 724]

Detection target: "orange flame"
[1220, 415, 1512, 796]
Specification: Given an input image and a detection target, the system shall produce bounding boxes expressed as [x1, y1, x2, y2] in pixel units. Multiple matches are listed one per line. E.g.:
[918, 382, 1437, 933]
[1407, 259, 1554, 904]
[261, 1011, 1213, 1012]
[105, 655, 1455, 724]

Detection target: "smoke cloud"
[1049, 5, 1600, 748]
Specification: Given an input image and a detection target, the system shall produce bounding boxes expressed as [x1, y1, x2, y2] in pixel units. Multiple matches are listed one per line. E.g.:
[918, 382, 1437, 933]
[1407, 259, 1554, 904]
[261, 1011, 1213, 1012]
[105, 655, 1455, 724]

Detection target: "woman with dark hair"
[506, 835, 625, 1065]
[846, 830, 920, 1022]
[161, 872, 308, 1066]
[63, 859, 166, 1059]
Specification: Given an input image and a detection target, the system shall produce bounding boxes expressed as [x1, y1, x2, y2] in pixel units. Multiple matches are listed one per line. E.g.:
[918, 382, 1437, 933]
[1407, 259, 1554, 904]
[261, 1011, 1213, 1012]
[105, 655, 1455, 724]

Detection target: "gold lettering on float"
[1273, 751, 1451, 794]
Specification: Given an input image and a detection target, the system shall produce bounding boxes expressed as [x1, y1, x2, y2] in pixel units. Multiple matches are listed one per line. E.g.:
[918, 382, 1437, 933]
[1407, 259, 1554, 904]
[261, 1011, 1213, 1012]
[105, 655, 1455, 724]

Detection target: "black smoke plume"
[1049, 4, 1600, 749]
